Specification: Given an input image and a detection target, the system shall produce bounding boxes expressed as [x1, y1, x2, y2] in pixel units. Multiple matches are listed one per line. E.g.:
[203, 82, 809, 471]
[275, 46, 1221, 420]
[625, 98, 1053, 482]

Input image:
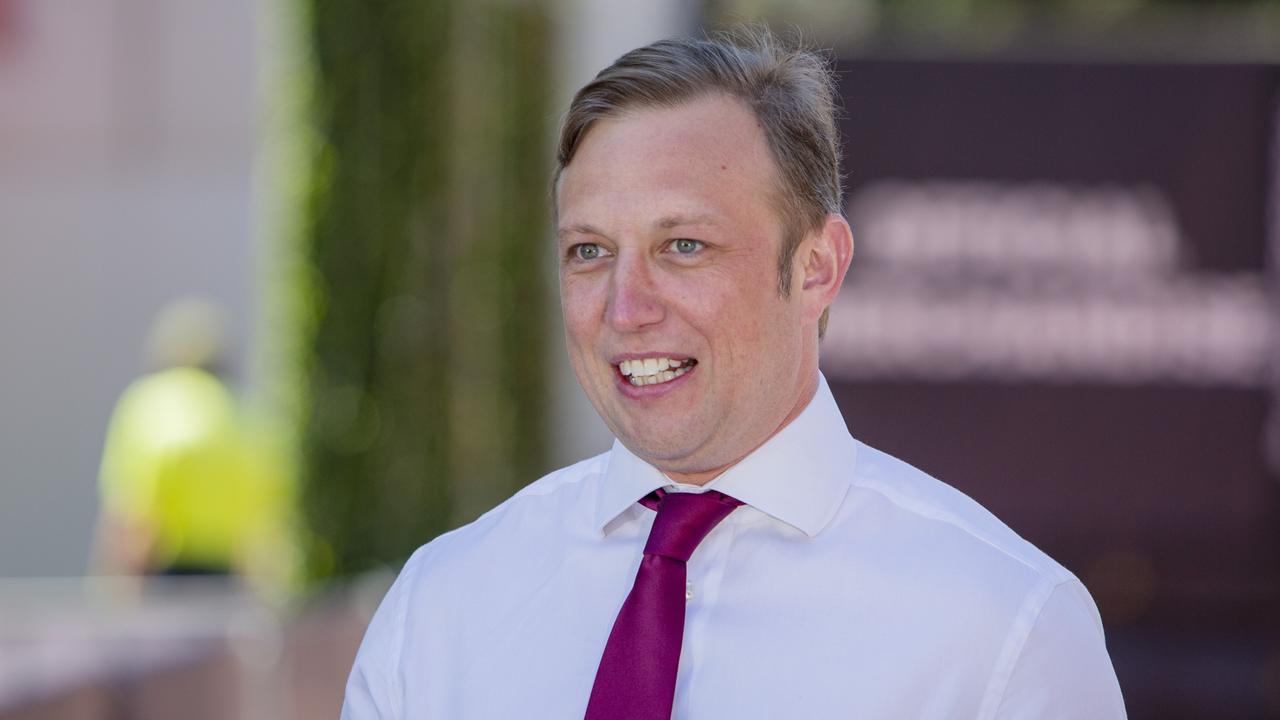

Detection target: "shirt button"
[685, 581, 694, 602]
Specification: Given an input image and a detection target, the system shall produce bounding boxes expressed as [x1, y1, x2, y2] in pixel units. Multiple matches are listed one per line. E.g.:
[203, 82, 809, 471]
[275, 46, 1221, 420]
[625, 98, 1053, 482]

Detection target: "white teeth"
[618, 357, 688, 376]
[623, 359, 692, 386]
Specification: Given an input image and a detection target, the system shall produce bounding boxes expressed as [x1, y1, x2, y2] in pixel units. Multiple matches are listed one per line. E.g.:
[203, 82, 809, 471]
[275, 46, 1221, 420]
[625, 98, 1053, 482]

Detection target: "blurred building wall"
[0, 0, 258, 576]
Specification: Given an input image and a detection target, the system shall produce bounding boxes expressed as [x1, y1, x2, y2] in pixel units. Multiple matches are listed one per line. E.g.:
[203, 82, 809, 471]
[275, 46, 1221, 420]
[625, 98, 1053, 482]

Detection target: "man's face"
[556, 94, 818, 480]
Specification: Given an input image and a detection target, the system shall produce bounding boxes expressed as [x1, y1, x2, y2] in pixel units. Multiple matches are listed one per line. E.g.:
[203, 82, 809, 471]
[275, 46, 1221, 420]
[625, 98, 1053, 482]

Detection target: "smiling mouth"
[617, 357, 698, 387]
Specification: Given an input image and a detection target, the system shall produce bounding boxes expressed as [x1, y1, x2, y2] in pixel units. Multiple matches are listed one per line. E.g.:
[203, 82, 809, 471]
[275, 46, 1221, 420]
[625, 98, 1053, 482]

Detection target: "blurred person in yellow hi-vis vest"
[92, 298, 298, 599]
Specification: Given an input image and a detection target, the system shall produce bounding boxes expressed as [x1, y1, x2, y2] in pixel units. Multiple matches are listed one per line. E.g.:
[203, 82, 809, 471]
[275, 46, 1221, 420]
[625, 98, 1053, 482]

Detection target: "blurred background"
[1, 0, 1278, 717]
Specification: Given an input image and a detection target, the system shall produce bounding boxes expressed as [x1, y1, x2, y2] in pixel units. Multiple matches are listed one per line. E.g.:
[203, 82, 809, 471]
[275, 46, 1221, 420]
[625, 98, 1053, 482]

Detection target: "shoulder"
[395, 449, 612, 590]
[343, 450, 613, 716]
[842, 443, 1122, 715]
[846, 441, 1075, 587]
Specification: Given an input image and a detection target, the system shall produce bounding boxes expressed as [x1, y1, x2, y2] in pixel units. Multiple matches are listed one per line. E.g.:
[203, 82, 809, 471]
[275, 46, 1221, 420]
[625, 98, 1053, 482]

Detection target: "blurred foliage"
[286, 0, 552, 582]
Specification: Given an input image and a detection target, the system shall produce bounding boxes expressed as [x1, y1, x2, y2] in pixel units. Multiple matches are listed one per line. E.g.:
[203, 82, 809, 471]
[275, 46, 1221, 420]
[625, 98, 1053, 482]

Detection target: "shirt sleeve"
[341, 557, 419, 720]
[992, 579, 1128, 719]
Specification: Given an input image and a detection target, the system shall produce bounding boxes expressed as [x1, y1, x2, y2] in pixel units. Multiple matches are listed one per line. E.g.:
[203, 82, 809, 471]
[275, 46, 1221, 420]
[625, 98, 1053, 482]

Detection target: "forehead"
[557, 95, 784, 231]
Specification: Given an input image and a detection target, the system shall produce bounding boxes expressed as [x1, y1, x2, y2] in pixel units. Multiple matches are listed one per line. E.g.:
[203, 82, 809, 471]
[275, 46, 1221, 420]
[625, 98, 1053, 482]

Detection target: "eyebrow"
[655, 213, 718, 230]
[557, 214, 719, 240]
[557, 223, 607, 240]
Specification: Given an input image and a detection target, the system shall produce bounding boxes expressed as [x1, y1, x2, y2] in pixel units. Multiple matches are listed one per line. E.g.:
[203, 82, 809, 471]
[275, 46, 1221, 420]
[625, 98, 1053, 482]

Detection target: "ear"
[799, 213, 854, 322]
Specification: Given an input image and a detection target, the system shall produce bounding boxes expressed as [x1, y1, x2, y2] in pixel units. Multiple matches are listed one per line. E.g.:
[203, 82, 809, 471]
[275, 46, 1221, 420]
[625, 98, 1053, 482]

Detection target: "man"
[343, 30, 1126, 719]
[93, 298, 297, 595]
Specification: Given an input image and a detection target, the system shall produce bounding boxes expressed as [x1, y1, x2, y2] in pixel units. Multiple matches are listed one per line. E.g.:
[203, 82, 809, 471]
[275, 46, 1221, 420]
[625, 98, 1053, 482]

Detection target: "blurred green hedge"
[289, 0, 552, 582]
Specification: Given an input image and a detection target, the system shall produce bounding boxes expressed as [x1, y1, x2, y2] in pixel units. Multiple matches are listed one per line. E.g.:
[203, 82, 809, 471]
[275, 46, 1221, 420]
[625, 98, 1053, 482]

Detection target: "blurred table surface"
[0, 575, 388, 720]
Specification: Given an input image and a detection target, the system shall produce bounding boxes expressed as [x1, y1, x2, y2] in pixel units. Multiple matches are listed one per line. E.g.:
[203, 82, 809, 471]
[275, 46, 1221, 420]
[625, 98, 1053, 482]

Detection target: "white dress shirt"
[343, 376, 1126, 718]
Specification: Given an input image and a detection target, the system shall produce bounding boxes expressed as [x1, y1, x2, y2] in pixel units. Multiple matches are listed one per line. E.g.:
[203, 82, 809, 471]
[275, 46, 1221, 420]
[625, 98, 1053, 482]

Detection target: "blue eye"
[672, 239, 702, 254]
[574, 243, 602, 260]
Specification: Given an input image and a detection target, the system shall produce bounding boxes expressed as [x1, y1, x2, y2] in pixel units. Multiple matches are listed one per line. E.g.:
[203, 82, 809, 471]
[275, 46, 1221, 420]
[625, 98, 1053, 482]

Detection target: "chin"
[618, 432, 700, 468]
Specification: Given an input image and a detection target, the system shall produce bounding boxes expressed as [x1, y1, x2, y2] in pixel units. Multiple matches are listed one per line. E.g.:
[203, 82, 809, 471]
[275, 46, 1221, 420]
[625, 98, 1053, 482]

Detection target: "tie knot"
[642, 489, 743, 562]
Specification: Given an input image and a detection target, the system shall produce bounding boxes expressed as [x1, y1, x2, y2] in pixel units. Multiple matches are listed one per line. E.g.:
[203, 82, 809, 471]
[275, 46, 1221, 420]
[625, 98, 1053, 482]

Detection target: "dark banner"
[825, 59, 1280, 717]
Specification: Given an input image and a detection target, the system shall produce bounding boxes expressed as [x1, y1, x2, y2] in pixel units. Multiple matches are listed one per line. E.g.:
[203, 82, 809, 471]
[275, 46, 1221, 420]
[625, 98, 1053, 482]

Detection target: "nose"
[606, 253, 665, 332]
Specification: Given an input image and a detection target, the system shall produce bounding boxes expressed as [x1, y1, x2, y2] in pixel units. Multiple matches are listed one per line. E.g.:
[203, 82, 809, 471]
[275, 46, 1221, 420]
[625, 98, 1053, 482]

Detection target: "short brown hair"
[554, 27, 843, 336]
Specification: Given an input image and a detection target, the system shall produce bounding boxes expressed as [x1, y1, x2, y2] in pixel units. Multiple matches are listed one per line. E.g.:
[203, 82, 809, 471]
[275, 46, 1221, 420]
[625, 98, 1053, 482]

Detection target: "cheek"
[560, 277, 604, 337]
[724, 290, 796, 358]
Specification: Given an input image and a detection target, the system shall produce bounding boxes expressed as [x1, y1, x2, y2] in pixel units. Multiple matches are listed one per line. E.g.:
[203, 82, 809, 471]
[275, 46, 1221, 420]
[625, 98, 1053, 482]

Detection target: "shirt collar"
[593, 373, 857, 539]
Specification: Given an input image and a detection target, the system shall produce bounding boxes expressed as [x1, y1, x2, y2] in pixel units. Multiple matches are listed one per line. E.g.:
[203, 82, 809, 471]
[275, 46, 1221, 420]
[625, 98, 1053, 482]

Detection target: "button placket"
[675, 512, 741, 719]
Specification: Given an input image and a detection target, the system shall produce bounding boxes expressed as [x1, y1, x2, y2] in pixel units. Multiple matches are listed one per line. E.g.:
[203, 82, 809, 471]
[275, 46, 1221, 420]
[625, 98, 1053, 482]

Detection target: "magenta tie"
[584, 488, 744, 720]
